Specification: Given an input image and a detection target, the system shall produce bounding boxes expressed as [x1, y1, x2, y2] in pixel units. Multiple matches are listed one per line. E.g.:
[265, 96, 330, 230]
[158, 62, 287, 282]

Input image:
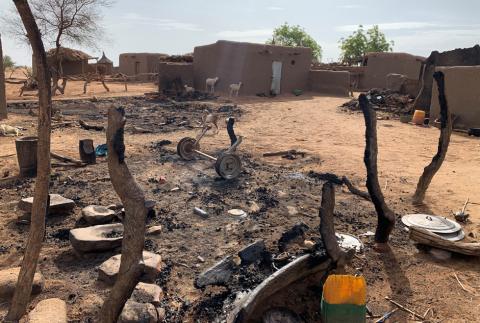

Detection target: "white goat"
[184, 84, 195, 94]
[205, 77, 219, 94]
[0, 124, 22, 136]
[229, 82, 242, 97]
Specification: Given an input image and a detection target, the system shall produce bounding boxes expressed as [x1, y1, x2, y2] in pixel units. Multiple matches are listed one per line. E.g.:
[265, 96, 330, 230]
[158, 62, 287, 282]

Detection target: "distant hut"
[97, 51, 113, 75]
[44, 47, 93, 76]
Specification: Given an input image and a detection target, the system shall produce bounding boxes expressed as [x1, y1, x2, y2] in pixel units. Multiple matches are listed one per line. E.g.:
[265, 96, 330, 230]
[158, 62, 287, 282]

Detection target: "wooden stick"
[79, 119, 104, 131]
[385, 297, 425, 320]
[342, 176, 371, 201]
[319, 182, 353, 266]
[409, 226, 480, 256]
[359, 94, 395, 244]
[98, 106, 148, 322]
[50, 152, 83, 166]
[413, 71, 453, 205]
[6, 0, 52, 320]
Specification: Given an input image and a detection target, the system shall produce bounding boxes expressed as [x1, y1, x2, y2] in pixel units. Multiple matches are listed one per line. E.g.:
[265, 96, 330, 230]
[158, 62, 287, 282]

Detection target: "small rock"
[118, 300, 158, 323]
[107, 203, 123, 211]
[286, 206, 298, 216]
[248, 201, 260, 213]
[278, 223, 309, 252]
[156, 307, 166, 322]
[146, 225, 162, 236]
[195, 256, 237, 288]
[454, 211, 469, 223]
[238, 240, 266, 266]
[29, 298, 67, 323]
[170, 187, 180, 192]
[194, 207, 208, 219]
[197, 256, 205, 263]
[18, 194, 75, 215]
[98, 251, 162, 285]
[131, 282, 163, 305]
[0, 267, 44, 300]
[69, 223, 123, 253]
[429, 248, 452, 261]
[303, 240, 315, 249]
[82, 205, 115, 225]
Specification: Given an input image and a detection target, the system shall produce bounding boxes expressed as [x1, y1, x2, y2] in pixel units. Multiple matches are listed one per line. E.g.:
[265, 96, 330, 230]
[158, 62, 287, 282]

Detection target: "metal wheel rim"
[177, 137, 198, 160]
[216, 154, 241, 179]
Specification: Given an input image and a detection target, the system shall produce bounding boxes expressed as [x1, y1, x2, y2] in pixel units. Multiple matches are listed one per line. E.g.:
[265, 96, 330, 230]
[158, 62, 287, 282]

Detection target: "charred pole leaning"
[6, 0, 52, 320]
[413, 71, 452, 205]
[319, 182, 353, 267]
[359, 94, 395, 247]
[98, 106, 148, 323]
[0, 33, 7, 120]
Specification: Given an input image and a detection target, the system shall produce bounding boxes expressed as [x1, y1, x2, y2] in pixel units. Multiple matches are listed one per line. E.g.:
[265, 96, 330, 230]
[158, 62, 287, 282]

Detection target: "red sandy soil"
[0, 90, 479, 322]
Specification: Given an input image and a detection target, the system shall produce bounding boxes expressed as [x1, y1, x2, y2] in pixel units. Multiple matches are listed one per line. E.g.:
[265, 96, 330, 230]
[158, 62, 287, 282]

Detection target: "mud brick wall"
[430, 66, 480, 129]
[158, 62, 194, 92]
[308, 70, 350, 97]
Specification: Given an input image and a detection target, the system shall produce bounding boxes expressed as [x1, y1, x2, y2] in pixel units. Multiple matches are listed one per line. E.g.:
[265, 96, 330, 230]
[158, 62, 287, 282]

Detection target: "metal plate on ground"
[336, 233, 363, 252]
[436, 229, 465, 242]
[401, 214, 462, 234]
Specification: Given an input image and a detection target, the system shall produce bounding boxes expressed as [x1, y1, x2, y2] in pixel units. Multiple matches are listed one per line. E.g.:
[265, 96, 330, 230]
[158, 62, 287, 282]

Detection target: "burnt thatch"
[47, 47, 93, 62]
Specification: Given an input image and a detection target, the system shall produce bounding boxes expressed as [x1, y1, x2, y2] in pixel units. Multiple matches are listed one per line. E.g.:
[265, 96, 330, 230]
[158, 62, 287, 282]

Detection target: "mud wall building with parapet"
[119, 53, 168, 78]
[192, 40, 312, 95]
[414, 45, 480, 111]
[430, 66, 480, 129]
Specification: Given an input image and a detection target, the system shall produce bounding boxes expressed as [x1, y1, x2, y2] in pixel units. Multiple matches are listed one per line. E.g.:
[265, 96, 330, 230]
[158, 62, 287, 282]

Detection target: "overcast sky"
[1, 0, 480, 66]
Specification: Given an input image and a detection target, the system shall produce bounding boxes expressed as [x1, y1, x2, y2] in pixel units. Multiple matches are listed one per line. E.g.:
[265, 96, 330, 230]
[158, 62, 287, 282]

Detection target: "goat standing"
[229, 82, 242, 97]
[205, 77, 219, 94]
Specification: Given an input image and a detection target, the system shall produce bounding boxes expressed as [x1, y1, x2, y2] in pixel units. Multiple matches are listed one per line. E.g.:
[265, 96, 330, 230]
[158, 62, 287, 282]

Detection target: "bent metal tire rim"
[177, 137, 198, 161]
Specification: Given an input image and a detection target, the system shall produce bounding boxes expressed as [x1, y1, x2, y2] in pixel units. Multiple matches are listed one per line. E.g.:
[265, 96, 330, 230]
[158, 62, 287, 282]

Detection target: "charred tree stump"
[79, 139, 96, 164]
[98, 106, 148, 323]
[6, 0, 52, 321]
[0, 34, 7, 120]
[412, 72, 452, 205]
[359, 94, 395, 247]
[83, 74, 91, 94]
[319, 182, 353, 267]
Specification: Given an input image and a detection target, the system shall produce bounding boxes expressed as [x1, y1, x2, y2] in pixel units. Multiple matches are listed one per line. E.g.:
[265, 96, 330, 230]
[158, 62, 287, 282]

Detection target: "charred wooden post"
[98, 106, 148, 323]
[100, 74, 110, 92]
[6, 0, 52, 320]
[0, 34, 7, 120]
[79, 139, 96, 164]
[83, 74, 91, 94]
[319, 182, 353, 267]
[412, 71, 452, 205]
[359, 94, 395, 247]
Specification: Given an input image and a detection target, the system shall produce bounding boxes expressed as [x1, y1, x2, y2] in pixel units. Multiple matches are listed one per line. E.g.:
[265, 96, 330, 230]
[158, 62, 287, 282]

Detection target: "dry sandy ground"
[1, 92, 480, 322]
[5, 71, 157, 101]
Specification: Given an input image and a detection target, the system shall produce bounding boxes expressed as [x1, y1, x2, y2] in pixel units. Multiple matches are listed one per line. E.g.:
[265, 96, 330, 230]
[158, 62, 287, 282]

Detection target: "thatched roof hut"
[46, 47, 93, 61]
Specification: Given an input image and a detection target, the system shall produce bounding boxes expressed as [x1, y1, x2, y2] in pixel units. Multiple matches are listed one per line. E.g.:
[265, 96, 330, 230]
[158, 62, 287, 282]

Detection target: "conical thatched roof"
[98, 51, 113, 64]
[46, 47, 93, 62]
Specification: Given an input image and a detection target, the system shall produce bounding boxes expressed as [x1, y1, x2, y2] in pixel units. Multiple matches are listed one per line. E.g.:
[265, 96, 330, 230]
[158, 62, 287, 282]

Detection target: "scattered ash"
[341, 88, 414, 115]
[192, 290, 231, 322]
[144, 238, 158, 252]
[47, 228, 70, 242]
[254, 187, 279, 212]
[103, 229, 123, 238]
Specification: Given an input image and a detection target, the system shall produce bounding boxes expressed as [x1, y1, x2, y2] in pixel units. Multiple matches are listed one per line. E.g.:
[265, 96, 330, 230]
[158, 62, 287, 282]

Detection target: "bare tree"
[2, 0, 111, 95]
[0, 34, 7, 120]
[6, 0, 52, 321]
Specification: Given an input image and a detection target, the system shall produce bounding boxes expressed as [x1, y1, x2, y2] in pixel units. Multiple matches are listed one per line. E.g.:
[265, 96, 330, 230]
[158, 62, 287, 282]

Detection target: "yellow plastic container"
[412, 110, 426, 125]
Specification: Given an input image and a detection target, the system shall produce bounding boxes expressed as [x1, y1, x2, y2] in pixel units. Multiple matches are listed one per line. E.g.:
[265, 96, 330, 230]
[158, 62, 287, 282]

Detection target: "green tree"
[2, 55, 15, 72]
[267, 23, 322, 61]
[339, 25, 394, 65]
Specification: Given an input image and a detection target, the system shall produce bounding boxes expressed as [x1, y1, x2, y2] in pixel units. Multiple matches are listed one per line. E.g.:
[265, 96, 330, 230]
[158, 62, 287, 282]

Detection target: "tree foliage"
[3, 55, 16, 71]
[267, 23, 322, 61]
[339, 25, 394, 65]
